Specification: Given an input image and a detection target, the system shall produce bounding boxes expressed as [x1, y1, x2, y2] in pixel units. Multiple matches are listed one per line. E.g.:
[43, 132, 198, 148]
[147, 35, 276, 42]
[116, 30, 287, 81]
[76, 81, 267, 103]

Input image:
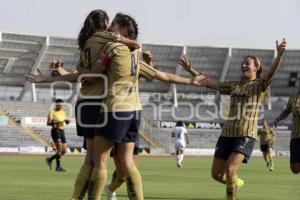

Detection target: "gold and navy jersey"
[102, 42, 141, 112]
[138, 60, 157, 81]
[283, 94, 300, 138]
[47, 109, 67, 129]
[258, 127, 275, 145]
[219, 76, 271, 139]
[78, 31, 115, 100]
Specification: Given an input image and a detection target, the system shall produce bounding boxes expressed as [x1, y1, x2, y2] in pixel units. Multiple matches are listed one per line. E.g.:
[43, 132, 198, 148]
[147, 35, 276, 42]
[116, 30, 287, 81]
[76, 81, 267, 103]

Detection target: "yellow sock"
[267, 152, 273, 162]
[87, 168, 107, 200]
[72, 164, 93, 200]
[226, 175, 238, 200]
[267, 152, 274, 169]
[263, 153, 269, 163]
[109, 169, 126, 192]
[127, 167, 143, 200]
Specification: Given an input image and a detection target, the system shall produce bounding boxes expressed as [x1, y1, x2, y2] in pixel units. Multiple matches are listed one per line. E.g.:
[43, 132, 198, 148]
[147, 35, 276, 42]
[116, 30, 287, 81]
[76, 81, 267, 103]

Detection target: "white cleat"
[176, 162, 182, 168]
[105, 184, 117, 200]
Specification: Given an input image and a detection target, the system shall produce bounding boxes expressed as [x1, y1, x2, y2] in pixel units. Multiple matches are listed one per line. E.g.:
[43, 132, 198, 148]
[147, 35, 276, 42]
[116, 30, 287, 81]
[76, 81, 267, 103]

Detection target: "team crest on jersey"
[242, 137, 250, 147]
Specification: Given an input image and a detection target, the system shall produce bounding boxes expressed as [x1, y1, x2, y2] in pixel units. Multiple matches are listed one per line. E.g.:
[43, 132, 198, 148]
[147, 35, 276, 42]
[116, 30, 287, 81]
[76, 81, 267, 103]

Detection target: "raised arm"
[264, 38, 287, 81]
[177, 55, 221, 90]
[178, 55, 201, 76]
[140, 51, 203, 86]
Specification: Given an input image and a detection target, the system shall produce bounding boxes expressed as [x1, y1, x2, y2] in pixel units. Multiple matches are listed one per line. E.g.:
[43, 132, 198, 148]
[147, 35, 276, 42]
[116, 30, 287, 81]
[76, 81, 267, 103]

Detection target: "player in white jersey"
[172, 121, 189, 167]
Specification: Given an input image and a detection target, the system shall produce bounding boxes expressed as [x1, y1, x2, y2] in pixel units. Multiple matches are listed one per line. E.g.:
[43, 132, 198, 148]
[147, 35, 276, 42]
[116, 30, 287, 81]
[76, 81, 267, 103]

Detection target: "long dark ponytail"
[77, 9, 109, 49]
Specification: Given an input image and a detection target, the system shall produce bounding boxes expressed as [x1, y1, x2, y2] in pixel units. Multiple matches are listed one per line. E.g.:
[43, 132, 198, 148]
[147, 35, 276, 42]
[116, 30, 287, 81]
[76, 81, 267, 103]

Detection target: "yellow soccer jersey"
[78, 31, 115, 100]
[283, 94, 300, 138]
[258, 127, 275, 145]
[219, 76, 271, 139]
[47, 109, 67, 129]
[101, 42, 141, 112]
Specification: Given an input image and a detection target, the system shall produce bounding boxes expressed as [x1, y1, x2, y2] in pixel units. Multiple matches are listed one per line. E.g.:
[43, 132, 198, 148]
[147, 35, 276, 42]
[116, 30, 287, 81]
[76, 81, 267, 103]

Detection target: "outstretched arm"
[273, 110, 290, 127]
[154, 70, 193, 85]
[26, 68, 80, 83]
[141, 51, 205, 87]
[26, 52, 108, 83]
[273, 96, 292, 127]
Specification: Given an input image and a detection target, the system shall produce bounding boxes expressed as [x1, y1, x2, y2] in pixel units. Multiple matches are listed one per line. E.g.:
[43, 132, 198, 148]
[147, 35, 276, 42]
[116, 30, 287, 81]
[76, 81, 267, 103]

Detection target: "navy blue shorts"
[95, 111, 141, 143]
[51, 128, 66, 143]
[260, 144, 272, 152]
[214, 136, 256, 163]
[75, 99, 103, 139]
[290, 138, 300, 163]
[110, 138, 140, 157]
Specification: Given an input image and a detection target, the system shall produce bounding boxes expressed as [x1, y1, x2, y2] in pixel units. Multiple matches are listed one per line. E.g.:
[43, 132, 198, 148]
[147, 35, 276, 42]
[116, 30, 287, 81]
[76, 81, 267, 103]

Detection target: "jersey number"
[130, 53, 137, 77]
[84, 47, 92, 69]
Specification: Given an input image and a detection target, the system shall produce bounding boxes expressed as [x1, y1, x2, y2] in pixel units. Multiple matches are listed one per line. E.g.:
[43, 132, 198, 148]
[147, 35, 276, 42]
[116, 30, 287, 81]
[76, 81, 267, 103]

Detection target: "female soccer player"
[29, 12, 203, 200]
[172, 121, 189, 168]
[85, 12, 204, 199]
[273, 92, 300, 174]
[26, 10, 140, 200]
[46, 99, 70, 172]
[258, 119, 276, 171]
[179, 39, 287, 200]
[103, 47, 203, 199]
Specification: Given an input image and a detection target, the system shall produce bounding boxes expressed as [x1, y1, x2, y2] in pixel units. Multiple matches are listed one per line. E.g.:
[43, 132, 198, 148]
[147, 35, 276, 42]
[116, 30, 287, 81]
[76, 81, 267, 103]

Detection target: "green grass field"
[0, 155, 299, 200]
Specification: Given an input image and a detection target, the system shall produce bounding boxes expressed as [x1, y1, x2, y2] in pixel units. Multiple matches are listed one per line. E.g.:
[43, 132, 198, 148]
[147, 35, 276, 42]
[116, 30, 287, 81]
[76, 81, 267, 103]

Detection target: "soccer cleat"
[226, 185, 238, 200]
[46, 158, 52, 170]
[269, 161, 274, 171]
[105, 184, 117, 200]
[176, 163, 182, 168]
[55, 166, 66, 172]
[237, 178, 244, 189]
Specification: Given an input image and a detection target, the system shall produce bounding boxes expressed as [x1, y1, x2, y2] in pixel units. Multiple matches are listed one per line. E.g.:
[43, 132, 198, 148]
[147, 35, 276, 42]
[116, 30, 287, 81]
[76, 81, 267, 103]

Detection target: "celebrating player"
[26, 9, 141, 200]
[179, 39, 286, 200]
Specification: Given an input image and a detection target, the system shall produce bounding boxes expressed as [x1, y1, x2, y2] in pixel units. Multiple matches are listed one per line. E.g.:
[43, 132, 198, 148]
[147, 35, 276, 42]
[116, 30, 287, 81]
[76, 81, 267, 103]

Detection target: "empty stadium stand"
[0, 125, 41, 147]
[0, 32, 298, 153]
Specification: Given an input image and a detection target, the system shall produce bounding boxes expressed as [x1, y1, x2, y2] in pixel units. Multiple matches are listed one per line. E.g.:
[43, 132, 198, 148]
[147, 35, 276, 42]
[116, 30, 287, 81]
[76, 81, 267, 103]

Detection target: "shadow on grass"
[118, 195, 222, 200]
